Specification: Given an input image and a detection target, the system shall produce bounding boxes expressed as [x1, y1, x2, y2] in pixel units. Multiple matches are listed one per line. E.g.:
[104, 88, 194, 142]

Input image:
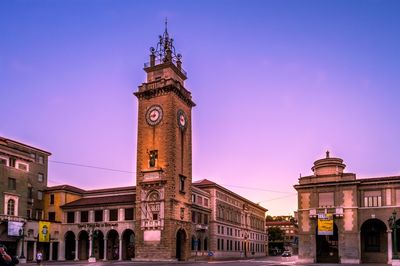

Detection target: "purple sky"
[1, 0, 400, 215]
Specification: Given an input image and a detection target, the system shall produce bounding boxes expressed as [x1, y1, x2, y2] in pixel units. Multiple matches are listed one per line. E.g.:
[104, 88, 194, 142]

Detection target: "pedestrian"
[0, 244, 13, 265]
[36, 250, 43, 266]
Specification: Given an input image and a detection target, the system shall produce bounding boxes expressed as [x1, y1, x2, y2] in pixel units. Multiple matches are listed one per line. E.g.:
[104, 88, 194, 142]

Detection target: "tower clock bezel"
[146, 105, 163, 126]
[177, 109, 187, 131]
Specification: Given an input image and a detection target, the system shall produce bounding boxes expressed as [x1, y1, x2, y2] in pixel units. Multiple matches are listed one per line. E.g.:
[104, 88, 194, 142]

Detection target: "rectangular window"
[27, 209, 32, 219]
[81, 211, 89, 222]
[197, 212, 202, 224]
[204, 198, 209, 207]
[0, 157, 7, 165]
[95, 210, 103, 222]
[37, 191, 43, 200]
[67, 211, 75, 223]
[38, 173, 44, 182]
[197, 196, 203, 205]
[8, 177, 16, 190]
[48, 212, 56, 221]
[109, 209, 118, 221]
[191, 194, 196, 203]
[28, 187, 33, 199]
[318, 192, 334, 207]
[9, 158, 16, 167]
[192, 211, 196, 223]
[364, 191, 382, 207]
[50, 194, 54, 204]
[204, 214, 209, 225]
[218, 225, 220, 234]
[37, 210, 43, 220]
[179, 175, 186, 193]
[38, 155, 44, 164]
[124, 208, 134, 220]
[17, 162, 28, 171]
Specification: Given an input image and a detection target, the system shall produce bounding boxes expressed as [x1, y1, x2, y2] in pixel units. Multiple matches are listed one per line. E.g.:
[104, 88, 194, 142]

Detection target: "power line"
[257, 193, 297, 203]
[220, 183, 293, 194]
[49, 160, 135, 174]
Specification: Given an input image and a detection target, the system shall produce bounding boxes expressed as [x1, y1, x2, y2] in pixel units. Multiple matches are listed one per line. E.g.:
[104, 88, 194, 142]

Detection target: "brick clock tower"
[133, 24, 195, 261]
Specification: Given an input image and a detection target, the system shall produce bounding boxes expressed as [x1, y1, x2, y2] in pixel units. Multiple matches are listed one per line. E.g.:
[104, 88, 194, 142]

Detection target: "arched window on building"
[7, 199, 15, 216]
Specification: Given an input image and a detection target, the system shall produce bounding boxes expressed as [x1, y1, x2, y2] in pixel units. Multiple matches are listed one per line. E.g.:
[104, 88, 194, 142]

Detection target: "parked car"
[282, 251, 291, 257]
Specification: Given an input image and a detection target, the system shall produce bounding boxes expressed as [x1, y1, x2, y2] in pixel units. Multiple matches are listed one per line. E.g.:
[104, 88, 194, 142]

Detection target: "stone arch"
[121, 229, 135, 260]
[176, 228, 187, 261]
[64, 231, 75, 260]
[360, 218, 387, 263]
[78, 230, 89, 260]
[106, 229, 119, 260]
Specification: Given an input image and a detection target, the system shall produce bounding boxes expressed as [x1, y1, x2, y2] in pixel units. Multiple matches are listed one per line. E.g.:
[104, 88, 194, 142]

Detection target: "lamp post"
[19, 227, 25, 259]
[389, 210, 399, 260]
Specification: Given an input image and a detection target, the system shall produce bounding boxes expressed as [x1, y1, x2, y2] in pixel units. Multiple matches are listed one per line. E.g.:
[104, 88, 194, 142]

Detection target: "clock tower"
[133, 23, 195, 261]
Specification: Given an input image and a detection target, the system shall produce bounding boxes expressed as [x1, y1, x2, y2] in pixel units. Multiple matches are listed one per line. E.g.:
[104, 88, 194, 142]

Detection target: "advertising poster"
[7, 221, 23, 236]
[38, 221, 51, 242]
[318, 213, 333, 235]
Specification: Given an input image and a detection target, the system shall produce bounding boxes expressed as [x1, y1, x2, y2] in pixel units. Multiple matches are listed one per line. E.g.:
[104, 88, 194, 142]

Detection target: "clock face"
[146, 105, 163, 126]
[177, 109, 187, 130]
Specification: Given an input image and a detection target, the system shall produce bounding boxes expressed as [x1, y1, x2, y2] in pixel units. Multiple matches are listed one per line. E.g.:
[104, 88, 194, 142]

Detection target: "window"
[8, 178, 16, 190]
[17, 162, 28, 171]
[81, 211, 89, 222]
[9, 158, 16, 167]
[27, 209, 32, 219]
[204, 198, 209, 207]
[38, 155, 44, 164]
[95, 210, 103, 222]
[364, 191, 382, 207]
[197, 212, 202, 224]
[0, 157, 7, 165]
[37, 191, 43, 200]
[319, 192, 334, 207]
[179, 175, 186, 193]
[37, 210, 43, 220]
[48, 212, 56, 221]
[109, 209, 118, 221]
[192, 211, 196, 223]
[125, 208, 134, 220]
[28, 187, 33, 199]
[191, 194, 196, 203]
[152, 213, 159, 220]
[204, 214, 209, 225]
[30, 153, 36, 160]
[38, 173, 44, 182]
[7, 199, 15, 216]
[67, 212, 75, 223]
[197, 195, 203, 205]
[50, 194, 54, 204]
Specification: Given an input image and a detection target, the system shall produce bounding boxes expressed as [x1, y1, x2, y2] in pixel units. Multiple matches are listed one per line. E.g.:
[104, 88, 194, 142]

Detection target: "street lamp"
[388, 210, 399, 260]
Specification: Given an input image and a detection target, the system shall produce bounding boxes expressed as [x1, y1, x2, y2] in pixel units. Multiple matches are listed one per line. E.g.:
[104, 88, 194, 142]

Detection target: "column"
[49, 241, 53, 261]
[33, 241, 37, 261]
[388, 230, 393, 264]
[103, 238, 107, 261]
[89, 235, 93, 258]
[74, 238, 79, 261]
[59, 240, 65, 261]
[118, 238, 122, 261]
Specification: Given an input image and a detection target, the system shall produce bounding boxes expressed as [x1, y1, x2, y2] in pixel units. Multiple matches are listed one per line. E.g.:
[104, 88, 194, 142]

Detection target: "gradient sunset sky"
[1, 0, 400, 215]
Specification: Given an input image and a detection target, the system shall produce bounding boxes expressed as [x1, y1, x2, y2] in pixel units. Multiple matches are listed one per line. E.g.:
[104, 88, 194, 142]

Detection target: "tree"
[268, 227, 285, 242]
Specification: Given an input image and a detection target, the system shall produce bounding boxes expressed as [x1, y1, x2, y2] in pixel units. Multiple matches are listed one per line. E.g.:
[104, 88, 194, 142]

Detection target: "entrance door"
[316, 223, 339, 263]
[176, 229, 186, 261]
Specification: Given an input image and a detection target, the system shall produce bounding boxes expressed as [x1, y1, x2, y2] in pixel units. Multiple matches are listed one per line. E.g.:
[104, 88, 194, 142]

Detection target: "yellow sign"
[38, 221, 50, 242]
[318, 213, 333, 235]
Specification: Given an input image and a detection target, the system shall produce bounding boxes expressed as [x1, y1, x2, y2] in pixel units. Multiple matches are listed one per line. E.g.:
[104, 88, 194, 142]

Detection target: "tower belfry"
[134, 23, 195, 261]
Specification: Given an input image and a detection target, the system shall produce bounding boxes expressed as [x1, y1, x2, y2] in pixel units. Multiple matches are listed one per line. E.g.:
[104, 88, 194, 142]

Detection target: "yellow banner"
[318, 213, 333, 235]
[39, 221, 50, 242]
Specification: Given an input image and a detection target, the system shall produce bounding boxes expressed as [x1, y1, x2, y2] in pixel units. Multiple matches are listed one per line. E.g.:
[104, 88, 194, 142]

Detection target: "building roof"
[193, 179, 268, 212]
[61, 194, 135, 208]
[0, 136, 51, 155]
[46, 185, 86, 194]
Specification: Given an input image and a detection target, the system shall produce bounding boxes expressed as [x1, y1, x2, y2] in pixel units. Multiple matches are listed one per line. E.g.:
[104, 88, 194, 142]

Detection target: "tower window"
[179, 175, 186, 193]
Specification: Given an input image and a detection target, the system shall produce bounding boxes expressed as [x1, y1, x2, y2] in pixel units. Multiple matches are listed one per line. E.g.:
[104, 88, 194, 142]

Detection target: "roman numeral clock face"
[146, 105, 163, 126]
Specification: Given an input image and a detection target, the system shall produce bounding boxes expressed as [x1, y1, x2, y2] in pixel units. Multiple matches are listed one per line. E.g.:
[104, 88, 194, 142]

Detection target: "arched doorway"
[64, 231, 75, 260]
[316, 222, 339, 263]
[92, 230, 104, 260]
[78, 230, 89, 260]
[106, 230, 119, 260]
[176, 229, 187, 261]
[122, 229, 135, 260]
[361, 219, 387, 263]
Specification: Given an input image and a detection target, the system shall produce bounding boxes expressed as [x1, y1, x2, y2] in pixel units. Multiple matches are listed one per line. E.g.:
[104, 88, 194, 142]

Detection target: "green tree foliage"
[268, 227, 285, 242]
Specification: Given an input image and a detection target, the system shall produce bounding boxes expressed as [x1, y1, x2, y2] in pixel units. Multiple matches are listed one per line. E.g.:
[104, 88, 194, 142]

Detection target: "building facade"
[0, 137, 51, 261]
[295, 151, 400, 264]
